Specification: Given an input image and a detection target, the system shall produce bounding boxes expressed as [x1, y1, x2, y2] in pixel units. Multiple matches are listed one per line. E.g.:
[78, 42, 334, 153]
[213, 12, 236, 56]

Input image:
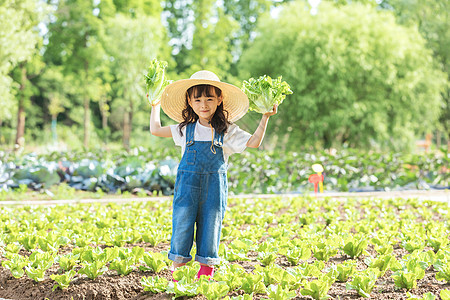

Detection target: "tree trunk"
[99, 97, 109, 144]
[51, 115, 57, 143]
[15, 65, 27, 148]
[83, 96, 90, 148]
[83, 58, 90, 148]
[123, 110, 130, 151]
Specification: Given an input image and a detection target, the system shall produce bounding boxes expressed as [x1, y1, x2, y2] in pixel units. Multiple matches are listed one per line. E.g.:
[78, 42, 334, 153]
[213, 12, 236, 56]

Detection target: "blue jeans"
[168, 122, 228, 265]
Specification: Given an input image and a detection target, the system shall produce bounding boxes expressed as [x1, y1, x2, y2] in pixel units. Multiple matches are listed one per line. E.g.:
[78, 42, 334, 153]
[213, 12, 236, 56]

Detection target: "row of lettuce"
[0, 147, 448, 196]
[0, 196, 449, 299]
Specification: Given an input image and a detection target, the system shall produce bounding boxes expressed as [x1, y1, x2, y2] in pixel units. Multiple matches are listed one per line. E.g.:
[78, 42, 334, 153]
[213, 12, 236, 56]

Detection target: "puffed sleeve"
[223, 123, 252, 155]
[170, 124, 185, 147]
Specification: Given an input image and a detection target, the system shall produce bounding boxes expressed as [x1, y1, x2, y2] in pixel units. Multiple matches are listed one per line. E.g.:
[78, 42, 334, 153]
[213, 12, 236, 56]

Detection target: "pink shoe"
[197, 265, 214, 279]
[170, 270, 178, 282]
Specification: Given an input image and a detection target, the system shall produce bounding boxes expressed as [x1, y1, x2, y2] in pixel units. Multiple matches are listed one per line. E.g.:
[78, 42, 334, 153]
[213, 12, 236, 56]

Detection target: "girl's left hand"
[264, 104, 278, 117]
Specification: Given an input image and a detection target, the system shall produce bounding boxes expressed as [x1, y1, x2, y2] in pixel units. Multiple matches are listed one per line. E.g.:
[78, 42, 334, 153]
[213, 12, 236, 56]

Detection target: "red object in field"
[308, 174, 324, 194]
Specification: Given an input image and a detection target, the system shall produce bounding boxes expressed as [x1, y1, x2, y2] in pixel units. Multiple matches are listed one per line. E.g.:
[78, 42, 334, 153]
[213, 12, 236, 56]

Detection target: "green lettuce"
[144, 58, 172, 105]
[242, 75, 292, 114]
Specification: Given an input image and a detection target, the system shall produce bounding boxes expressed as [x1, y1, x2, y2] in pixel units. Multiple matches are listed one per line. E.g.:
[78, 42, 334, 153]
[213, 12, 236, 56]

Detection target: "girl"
[150, 70, 277, 280]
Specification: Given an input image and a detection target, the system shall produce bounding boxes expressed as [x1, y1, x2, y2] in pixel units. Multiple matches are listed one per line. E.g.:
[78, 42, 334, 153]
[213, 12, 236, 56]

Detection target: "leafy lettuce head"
[242, 75, 293, 114]
[144, 59, 172, 105]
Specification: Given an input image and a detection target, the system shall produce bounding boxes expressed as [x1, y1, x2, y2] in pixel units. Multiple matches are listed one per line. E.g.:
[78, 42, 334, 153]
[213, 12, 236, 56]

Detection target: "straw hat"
[160, 70, 249, 123]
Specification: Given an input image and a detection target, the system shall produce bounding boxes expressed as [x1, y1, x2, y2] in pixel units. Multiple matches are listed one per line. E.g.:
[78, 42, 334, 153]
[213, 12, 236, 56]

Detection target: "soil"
[1, 243, 448, 300]
[1, 194, 449, 300]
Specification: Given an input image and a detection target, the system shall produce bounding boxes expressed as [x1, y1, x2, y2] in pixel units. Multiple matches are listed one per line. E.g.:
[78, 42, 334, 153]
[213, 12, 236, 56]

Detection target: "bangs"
[188, 84, 222, 99]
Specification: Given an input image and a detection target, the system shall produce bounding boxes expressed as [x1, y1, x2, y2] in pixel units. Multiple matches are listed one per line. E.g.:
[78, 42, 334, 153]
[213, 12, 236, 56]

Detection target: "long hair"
[178, 84, 231, 136]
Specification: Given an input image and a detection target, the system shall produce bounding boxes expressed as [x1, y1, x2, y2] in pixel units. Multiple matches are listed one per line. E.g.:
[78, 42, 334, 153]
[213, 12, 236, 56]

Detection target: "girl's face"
[188, 86, 223, 126]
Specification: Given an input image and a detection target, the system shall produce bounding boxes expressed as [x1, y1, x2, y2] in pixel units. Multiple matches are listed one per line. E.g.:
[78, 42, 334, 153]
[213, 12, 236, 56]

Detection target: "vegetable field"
[1, 148, 448, 197]
[0, 195, 449, 299]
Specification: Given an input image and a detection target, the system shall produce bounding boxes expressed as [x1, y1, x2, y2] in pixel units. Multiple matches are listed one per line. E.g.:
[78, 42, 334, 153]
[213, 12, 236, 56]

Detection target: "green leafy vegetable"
[78, 261, 108, 279]
[144, 58, 171, 105]
[346, 268, 380, 298]
[342, 236, 369, 258]
[406, 292, 436, 300]
[335, 261, 356, 282]
[2, 254, 30, 278]
[109, 256, 135, 276]
[50, 270, 76, 291]
[300, 273, 335, 300]
[141, 275, 168, 293]
[267, 283, 297, 299]
[139, 252, 168, 273]
[197, 277, 230, 300]
[240, 273, 267, 294]
[441, 289, 450, 300]
[242, 75, 292, 114]
[433, 259, 450, 283]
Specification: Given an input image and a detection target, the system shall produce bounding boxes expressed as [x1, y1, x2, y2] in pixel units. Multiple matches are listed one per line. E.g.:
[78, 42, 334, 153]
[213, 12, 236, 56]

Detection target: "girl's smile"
[189, 94, 222, 126]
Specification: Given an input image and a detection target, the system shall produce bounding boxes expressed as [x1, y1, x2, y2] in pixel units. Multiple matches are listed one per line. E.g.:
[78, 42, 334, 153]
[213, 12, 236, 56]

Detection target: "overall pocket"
[186, 149, 196, 165]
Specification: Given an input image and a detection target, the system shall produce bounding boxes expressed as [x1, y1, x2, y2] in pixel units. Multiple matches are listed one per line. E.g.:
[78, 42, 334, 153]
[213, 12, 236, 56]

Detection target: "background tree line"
[0, 0, 448, 152]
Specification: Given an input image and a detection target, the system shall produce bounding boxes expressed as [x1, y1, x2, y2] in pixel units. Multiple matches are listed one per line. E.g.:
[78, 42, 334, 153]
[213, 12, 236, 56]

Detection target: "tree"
[101, 13, 167, 150]
[0, 0, 45, 147]
[44, 0, 106, 148]
[239, 1, 446, 150]
[381, 0, 449, 145]
[163, 0, 293, 79]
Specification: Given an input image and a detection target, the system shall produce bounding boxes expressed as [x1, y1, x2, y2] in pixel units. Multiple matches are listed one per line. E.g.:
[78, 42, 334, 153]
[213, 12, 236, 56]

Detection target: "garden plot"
[0, 195, 449, 300]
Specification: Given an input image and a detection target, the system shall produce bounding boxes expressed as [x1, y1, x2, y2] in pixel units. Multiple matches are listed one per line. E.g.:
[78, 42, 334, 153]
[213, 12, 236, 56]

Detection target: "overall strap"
[213, 129, 224, 148]
[185, 122, 195, 147]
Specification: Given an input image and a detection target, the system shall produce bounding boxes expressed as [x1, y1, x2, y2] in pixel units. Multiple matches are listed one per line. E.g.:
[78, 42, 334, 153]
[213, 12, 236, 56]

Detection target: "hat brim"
[160, 78, 249, 123]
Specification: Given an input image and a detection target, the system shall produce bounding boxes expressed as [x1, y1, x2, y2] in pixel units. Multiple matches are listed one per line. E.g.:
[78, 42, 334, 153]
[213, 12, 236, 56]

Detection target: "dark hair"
[179, 84, 231, 136]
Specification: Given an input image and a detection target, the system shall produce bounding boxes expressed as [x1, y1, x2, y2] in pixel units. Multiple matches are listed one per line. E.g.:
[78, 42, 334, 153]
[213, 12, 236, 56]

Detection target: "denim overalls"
[168, 122, 227, 265]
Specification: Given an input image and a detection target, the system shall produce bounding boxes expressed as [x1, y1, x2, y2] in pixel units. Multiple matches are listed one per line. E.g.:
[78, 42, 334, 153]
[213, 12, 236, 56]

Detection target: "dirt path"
[0, 189, 448, 206]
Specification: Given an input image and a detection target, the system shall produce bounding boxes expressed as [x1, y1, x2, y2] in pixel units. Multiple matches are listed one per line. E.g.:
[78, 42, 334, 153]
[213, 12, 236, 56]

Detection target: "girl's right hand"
[147, 93, 161, 107]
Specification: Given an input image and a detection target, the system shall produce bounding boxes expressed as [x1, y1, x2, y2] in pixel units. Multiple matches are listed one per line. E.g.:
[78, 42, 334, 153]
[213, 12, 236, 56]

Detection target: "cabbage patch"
[144, 59, 172, 106]
[242, 75, 293, 114]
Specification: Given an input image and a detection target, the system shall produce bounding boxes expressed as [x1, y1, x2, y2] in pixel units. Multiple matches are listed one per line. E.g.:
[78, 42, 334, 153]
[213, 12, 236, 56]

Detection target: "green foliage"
[434, 259, 450, 283]
[285, 246, 311, 266]
[78, 261, 108, 280]
[139, 252, 168, 273]
[240, 273, 267, 294]
[144, 59, 172, 105]
[313, 242, 338, 262]
[242, 75, 292, 114]
[364, 254, 397, 276]
[441, 289, 450, 300]
[1, 253, 29, 278]
[239, 1, 446, 150]
[172, 264, 200, 283]
[342, 236, 369, 258]
[141, 275, 168, 293]
[50, 270, 76, 291]
[109, 256, 135, 276]
[267, 283, 296, 299]
[300, 273, 335, 300]
[213, 264, 246, 291]
[392, 270, 424, 290]
[256, 250, 278, 266]
[406, 292, 436, 300]
[346, 268, 380, 298]
[197, 277, 230, 300]
[335, 261, 356, 282]
[166, 280, 199, 298]
[57, 253, 79, 271]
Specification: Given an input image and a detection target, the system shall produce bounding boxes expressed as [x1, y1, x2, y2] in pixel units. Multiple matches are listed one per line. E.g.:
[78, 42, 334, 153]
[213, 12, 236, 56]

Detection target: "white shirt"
[170, 120, 252, 163]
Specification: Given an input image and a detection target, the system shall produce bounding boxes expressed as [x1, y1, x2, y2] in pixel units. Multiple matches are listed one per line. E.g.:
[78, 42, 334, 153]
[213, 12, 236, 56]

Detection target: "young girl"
[149, 70, 277, 280]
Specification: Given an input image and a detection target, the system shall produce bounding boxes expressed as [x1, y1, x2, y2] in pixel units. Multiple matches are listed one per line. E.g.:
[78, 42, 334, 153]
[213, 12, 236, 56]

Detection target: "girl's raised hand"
[263, 104, 278, 117]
